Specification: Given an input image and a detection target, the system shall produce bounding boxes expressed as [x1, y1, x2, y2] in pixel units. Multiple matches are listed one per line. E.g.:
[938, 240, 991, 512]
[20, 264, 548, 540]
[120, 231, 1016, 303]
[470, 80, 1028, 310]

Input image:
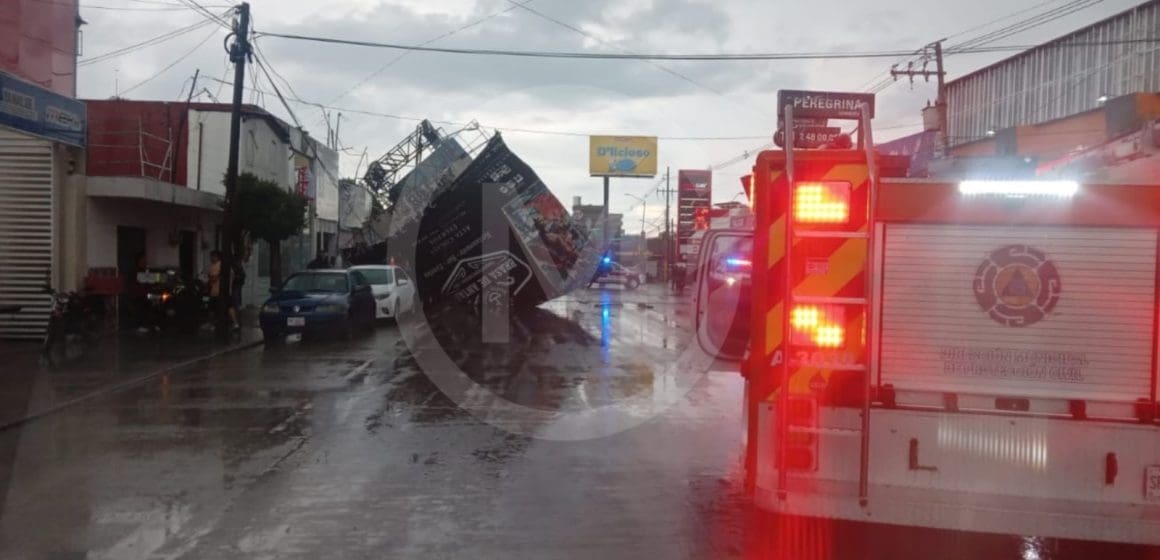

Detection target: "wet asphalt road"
[0, 286, 1157, 559]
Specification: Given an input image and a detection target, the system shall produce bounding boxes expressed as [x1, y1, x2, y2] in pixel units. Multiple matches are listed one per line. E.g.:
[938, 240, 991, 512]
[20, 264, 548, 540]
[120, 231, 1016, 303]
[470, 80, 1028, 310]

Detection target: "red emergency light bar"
[793, 181, 851, 224]
[790, 304, 845, 348]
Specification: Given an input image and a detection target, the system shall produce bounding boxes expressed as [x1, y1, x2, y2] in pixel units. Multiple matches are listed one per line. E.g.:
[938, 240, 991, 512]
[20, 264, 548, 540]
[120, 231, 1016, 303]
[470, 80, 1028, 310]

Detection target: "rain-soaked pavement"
[0, 285, 1157, 559]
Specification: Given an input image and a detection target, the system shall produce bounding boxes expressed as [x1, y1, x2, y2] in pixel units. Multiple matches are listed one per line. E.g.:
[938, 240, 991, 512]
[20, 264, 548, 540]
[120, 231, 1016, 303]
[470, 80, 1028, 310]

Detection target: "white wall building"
[85, 100, 338, 319]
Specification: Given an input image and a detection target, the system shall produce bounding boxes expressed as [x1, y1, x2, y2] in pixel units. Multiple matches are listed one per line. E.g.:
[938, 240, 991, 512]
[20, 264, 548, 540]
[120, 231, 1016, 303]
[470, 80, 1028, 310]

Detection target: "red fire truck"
[693, 90, 1160, 545]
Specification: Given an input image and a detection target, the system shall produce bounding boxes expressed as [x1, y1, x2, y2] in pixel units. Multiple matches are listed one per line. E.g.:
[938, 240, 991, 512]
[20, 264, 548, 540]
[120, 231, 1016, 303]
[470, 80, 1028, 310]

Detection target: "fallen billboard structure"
[387, 134, 603, 312]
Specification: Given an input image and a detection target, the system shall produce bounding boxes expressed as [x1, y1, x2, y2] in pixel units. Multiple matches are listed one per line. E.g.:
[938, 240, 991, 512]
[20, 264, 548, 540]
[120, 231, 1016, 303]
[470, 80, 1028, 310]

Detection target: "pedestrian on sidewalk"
[208, 251, 241, 331]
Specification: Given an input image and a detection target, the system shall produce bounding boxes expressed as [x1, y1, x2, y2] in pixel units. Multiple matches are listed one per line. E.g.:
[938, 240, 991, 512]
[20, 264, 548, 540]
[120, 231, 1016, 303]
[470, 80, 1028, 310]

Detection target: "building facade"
[84, 100, 338, 312]
[0, 0, 86, 338]
[946, 1, 1160, 155]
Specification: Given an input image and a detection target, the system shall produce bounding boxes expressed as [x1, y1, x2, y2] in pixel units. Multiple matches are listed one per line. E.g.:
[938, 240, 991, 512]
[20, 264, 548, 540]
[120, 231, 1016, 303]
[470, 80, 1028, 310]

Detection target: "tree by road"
[233, 172, 308, 287]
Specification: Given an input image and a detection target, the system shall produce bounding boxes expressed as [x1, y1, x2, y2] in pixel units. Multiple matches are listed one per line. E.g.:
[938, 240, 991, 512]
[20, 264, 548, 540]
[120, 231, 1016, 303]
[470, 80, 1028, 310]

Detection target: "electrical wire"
[502, 0, 772, 120]
[252, 51, 302, 129]
[943, 0, 1067, 42]
[174, 0, 234, 29]
[323, 0, 538, 108]
[860, 0, 1091, 95]
[119, 24, 219, 96]
[204, 76, 773, 141]
[78, 17, 218, 66]
[30, 0, 229, 10]
[946, 0, 1105, 52]
[120, 0, 196, 6]
[255, 30, 1156, 60]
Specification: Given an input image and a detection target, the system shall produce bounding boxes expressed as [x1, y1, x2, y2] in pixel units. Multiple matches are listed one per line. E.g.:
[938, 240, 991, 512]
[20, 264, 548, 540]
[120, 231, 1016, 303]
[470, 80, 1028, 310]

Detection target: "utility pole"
[659, 167, 674, 283]
[890, 40, 945, 90]
[219, 2, 251, 334]
[602, 176, 610, 253]
[891, 40, 947, 153]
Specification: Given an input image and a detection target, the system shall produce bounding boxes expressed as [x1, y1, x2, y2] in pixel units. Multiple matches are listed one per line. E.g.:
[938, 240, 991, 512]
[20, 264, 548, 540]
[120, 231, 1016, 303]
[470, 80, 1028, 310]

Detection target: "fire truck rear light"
[790, 304, 845, 348]
[793, 182, 851, 224]
[791, 306, 819, 329]
[958, 180, 1078, 197]
[814, 325, 844, 348]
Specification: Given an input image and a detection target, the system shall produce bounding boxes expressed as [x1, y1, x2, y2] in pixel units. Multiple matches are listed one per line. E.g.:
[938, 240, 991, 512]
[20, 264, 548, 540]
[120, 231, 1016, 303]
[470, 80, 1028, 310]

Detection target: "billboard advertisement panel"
[588, 135, 657, 177]
[401, 135, 602, 311]
[677, 169, 712, 259]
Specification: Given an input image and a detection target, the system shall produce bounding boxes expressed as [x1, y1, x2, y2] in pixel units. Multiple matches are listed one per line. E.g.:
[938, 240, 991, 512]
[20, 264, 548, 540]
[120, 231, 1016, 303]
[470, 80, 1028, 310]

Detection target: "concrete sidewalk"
[0, 326, 262, 430]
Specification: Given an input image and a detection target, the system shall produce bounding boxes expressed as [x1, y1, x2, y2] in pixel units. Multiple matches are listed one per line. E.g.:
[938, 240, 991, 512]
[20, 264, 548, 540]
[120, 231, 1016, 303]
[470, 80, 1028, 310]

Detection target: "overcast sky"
[75, 0, 1142, 235]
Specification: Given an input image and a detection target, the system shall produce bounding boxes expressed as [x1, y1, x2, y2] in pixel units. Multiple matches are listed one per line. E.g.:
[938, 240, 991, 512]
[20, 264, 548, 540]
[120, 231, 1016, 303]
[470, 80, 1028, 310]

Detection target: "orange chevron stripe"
[823, 163, 868, 189]
[768, 214, 786, 270]
[793, 237, 868, 296]
[765, 301, 784, 357]
[766, 162, 870, 401]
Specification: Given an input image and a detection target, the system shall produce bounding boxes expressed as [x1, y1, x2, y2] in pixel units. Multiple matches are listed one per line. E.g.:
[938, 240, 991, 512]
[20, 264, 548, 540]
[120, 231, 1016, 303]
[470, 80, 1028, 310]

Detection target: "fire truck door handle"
[908, 438, 938, 472]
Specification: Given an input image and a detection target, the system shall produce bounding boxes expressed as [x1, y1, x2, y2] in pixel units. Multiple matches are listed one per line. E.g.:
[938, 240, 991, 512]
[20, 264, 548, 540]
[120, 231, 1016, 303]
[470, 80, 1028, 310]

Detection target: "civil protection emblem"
[973, 244, 1061, 327]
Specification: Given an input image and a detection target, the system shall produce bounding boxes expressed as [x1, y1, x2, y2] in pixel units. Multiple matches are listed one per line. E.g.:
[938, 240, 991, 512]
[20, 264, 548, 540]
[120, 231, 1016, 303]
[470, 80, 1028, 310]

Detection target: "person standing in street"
[208, 251, 240, 331]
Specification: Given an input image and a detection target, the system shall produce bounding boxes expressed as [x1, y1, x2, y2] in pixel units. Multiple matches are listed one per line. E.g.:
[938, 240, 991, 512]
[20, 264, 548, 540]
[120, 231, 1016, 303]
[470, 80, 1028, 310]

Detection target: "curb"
[0, 337, 264, 432]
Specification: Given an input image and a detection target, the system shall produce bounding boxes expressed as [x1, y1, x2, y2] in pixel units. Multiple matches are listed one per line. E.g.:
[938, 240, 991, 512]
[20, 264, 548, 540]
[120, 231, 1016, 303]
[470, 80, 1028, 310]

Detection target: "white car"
[348, 265, 416, 320]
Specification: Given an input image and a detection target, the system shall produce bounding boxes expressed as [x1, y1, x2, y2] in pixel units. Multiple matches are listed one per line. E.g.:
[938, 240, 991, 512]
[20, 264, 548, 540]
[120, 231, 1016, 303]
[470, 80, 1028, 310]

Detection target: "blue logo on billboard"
[611, 159, 637, 173]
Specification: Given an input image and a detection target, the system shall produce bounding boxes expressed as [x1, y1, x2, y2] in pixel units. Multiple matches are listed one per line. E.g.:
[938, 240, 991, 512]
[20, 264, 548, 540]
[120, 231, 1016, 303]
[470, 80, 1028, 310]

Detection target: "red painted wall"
[0, 0, 78, 97]
[86, 100, 191, 186]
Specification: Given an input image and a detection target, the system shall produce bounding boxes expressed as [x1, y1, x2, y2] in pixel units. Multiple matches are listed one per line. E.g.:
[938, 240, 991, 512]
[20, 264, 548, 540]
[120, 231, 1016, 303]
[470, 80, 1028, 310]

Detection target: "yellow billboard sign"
[589, 135, 657, 177]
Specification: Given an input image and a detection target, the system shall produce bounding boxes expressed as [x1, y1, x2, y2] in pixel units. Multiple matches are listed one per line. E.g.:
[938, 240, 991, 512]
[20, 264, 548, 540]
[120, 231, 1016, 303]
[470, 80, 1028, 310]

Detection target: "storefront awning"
[87, 176, 222, 212]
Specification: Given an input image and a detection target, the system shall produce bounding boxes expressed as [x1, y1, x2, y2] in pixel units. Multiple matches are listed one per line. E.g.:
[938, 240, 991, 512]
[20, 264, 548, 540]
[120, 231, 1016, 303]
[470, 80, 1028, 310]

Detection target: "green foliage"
[232, 172, 308, 243]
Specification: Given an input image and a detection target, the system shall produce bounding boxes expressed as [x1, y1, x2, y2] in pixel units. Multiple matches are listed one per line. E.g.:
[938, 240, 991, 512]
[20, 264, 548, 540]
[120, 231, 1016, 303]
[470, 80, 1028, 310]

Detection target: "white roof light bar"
[958, 180, 1079, 198]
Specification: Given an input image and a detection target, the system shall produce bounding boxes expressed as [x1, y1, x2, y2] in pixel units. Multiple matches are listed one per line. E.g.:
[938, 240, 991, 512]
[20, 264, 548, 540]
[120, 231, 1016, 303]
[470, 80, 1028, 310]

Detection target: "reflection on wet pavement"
[0, 286, 1155, 559]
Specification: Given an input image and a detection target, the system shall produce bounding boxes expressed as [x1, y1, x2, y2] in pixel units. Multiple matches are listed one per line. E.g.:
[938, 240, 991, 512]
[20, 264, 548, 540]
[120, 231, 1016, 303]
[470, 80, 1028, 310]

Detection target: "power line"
[78, 17, 218, 66]
[503, 0, 771, 120]
[255, 30, 1158, 60]
[120, 0, 196, 6]
[252, 50, 302, 129]
[710, 143, 775, 170]
[30, 0, 230, 10]
[119, 24, 220, 96]
[944, 0, 1067, 42]
[321, 0, 537, 108]
[947, 0, 1105, 52]
[861, 0, 1085, 95]
[205, 76, 772, 141]
[174, 0, 233, 29]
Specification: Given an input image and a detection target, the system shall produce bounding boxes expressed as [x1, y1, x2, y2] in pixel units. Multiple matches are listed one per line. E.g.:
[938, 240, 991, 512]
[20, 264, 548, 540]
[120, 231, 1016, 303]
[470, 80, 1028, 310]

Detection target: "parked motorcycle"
[42, 287, 108, 366]
[142, 269, 212, 333]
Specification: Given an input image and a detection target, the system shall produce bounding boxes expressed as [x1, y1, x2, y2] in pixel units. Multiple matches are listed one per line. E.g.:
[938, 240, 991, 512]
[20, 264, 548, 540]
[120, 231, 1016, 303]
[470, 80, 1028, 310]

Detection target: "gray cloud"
[74, 0, 1145, 213]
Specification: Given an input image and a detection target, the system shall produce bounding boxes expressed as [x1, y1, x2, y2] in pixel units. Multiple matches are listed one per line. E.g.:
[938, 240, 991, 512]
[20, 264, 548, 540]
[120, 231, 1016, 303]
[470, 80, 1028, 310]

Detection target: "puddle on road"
[385, 299, 695, 421]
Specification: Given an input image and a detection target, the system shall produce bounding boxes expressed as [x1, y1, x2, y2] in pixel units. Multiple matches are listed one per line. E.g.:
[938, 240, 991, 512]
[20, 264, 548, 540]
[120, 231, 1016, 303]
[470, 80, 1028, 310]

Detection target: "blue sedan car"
[259, 270, 376, 343]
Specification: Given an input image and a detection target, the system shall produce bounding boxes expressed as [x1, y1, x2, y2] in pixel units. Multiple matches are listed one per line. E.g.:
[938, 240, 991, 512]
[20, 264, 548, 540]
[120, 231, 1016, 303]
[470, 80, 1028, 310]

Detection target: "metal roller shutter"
[880, 224, 1157, 403]
[0, 126, 53, 339]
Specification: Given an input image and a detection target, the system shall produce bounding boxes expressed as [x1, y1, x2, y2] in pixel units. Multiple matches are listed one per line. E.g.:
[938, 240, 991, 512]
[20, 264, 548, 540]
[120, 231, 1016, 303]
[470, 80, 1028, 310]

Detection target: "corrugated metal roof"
[947, 0, 1160, 86]
[945, 0, 1160, 145]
